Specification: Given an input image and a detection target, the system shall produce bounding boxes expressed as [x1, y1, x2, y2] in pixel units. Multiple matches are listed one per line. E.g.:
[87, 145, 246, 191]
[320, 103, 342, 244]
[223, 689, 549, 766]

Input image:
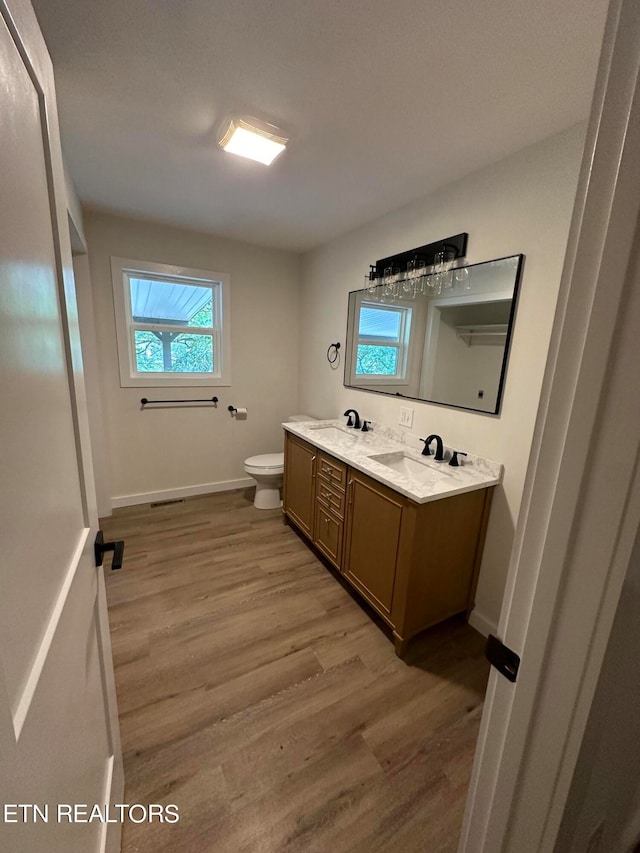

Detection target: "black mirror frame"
[343, 254, 525, 416]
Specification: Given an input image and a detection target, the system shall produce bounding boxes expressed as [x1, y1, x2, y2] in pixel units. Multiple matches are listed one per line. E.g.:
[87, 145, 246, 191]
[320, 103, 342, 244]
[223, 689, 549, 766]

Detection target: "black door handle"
[94, 531, 125, 570]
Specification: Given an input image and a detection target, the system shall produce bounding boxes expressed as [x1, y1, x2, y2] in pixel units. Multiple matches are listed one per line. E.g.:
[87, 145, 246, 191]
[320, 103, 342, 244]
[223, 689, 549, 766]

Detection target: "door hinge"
[486, 634, 520, 683]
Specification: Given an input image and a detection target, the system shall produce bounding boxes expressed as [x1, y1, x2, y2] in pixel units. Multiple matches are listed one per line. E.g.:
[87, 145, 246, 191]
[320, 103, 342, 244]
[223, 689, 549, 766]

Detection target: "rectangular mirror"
[344, 254, 524, 414]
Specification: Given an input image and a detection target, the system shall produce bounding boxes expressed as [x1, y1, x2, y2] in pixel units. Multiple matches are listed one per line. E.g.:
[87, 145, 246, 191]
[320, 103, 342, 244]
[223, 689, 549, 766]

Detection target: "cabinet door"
[283, 435, 317, 537]
[344, 471, 405, 620]
[314, 505, 343, 568]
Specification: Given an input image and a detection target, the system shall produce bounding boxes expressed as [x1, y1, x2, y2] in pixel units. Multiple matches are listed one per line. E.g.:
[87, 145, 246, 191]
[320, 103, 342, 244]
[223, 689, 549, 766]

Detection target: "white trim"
[98, 754, 115, 853]
[460, 1, 640, 849]
[467, 608, 497, 639]
[63, 159, 86, 251]
[12, 528, 89, 740]
[94, 572, 123, 852]
[111, 477, 255, 508]
[110, 256, 232, 387]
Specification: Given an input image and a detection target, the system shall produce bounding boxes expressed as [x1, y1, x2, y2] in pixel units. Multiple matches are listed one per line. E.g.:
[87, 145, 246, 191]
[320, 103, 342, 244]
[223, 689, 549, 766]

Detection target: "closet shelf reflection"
[455, 324, 509, 346]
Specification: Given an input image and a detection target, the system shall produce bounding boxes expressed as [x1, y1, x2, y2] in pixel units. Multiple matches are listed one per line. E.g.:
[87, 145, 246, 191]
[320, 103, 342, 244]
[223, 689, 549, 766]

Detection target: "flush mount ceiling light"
[218, 117, 288, 166]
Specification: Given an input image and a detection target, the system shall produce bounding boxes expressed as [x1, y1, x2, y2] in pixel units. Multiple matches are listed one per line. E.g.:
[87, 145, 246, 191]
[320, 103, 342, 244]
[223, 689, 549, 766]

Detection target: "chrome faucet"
[343, 408, 361, 429]
[421, 434, 445, 461]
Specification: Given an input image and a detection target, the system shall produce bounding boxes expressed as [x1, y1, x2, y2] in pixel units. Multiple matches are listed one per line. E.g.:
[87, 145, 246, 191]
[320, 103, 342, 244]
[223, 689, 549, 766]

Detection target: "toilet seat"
[244, 452, 284, 477]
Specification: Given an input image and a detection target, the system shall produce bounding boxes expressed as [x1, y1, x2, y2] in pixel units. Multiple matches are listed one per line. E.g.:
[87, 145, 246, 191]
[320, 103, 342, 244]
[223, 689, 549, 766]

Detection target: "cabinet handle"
[311, 455, 316, 477]
[348, 478, 353, 505]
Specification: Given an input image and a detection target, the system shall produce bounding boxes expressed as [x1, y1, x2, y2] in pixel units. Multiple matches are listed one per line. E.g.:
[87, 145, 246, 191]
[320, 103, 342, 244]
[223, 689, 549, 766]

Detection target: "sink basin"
[367, 451, 453, 485]
[308, 425, 359, 443]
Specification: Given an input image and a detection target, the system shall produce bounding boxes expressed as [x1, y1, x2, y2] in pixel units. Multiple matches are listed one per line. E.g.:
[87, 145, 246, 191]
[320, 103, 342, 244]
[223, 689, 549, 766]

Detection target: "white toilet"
[244, 415, 315, 509]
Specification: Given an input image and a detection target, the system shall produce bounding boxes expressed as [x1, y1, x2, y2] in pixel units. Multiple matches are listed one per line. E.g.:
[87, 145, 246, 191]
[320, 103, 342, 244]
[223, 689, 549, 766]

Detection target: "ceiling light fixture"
[218, 117, 288, 166]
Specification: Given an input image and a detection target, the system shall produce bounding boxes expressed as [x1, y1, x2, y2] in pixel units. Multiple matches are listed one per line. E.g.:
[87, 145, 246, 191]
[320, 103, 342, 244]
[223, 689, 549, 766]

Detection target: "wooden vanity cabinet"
[283, 432, 494, 656]
[283, 434, 318, 538]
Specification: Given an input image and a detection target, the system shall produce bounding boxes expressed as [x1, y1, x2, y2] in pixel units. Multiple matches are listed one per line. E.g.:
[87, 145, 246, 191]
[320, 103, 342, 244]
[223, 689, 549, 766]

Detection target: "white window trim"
[350, 301, 412, 386]
[111, 256, 231, 387]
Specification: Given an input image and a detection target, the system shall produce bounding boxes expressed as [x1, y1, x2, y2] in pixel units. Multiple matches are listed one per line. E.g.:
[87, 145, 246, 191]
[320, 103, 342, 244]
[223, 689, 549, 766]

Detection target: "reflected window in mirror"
[344, 255, 524, 414]
[352, 302, 413, 385]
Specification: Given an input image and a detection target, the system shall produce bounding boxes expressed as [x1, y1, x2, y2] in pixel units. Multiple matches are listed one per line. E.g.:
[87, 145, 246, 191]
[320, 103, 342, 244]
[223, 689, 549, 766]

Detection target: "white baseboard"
[111, 477, 255, 509]
[468, 608, 498, 638]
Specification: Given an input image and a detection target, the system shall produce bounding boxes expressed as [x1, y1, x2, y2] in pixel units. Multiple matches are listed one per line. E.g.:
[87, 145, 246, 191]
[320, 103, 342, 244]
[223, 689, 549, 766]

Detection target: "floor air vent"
[150, 498, 185, 508]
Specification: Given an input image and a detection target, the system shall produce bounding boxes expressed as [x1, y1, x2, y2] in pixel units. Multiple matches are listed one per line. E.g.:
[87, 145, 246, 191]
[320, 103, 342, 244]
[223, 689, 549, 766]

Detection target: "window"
[111, 257, 231, 387]
[352, 301, 412, 383]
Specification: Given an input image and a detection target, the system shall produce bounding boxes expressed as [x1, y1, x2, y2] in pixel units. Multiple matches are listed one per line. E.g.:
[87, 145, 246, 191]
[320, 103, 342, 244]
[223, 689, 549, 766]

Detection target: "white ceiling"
[32, 0, 609, 252]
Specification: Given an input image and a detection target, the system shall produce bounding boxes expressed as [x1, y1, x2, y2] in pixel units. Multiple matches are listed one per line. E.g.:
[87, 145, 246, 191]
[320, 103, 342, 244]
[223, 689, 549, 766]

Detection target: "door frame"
[460, 0, 640, 849]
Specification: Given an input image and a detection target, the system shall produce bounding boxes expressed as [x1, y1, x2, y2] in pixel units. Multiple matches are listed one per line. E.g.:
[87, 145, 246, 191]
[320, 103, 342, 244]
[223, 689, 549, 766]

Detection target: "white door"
[460, 0, 640, 849]
[0, 1, 123, 852]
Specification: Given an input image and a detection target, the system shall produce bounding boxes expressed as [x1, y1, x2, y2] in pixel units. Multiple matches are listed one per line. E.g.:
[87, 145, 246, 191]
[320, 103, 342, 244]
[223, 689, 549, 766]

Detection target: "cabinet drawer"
[314, 505, 343, 569]
[317, 451, 347, 491]
[316, 478, 345, 519]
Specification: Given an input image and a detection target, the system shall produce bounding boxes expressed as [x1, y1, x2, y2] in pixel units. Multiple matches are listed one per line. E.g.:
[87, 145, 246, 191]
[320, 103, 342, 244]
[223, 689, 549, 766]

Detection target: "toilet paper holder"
[228, 405, 248, 417]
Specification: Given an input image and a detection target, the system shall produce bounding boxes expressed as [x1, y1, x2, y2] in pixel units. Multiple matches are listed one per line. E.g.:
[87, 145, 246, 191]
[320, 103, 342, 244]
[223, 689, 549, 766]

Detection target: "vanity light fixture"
[363, 233, 469, 301]
[218, 117, 288, 166]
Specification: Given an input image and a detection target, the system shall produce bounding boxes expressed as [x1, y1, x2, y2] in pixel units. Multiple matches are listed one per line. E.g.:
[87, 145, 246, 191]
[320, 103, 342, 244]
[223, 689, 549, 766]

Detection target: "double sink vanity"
[282, 418, 502, 657]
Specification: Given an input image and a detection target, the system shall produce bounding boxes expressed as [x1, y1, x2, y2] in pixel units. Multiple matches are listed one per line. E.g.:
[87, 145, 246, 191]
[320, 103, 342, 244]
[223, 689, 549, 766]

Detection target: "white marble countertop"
[282, 419, 503, 504]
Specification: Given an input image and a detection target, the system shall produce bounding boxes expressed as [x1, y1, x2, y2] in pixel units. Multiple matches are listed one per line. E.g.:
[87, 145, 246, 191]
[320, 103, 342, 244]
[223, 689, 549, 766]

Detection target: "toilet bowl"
[244, 415, 315, 509]
[244, 453, 285, 509]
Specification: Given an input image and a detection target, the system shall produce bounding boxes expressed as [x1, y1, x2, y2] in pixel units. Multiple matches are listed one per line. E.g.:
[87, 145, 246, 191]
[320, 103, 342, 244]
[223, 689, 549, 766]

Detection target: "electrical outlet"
[399, 406, 414, 428]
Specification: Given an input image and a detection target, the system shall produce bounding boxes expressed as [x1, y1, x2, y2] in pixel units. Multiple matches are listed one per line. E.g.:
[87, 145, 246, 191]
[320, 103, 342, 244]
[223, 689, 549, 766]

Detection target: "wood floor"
[102, 489, 489, 853]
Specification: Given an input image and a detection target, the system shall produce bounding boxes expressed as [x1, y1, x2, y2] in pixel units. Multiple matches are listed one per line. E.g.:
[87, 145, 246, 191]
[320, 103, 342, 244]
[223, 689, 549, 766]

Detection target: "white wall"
[84, 211, 301, 506]
[298, 124, 586, 631]
[430, 311, 505, 411]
